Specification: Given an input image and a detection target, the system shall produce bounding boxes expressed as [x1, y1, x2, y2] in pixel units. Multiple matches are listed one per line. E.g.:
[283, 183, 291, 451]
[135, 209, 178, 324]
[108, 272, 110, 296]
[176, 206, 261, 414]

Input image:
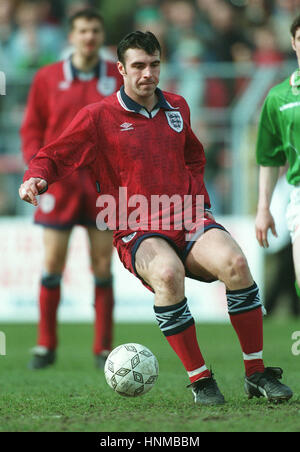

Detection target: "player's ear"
[117, 61, 126, 76]
[292, 36, 296, 52]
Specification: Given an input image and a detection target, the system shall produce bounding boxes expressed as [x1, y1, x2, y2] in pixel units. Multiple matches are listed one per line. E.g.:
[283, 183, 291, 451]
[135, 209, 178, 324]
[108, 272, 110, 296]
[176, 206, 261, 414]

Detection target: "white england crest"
[97, 77, 117, 96]
[165, 111, 183, 132]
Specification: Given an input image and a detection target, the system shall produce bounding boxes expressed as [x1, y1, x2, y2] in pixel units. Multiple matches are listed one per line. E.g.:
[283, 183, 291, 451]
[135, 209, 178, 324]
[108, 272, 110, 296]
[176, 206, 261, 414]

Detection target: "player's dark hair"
[290, 14, 300, 38]
[117, 31, 161, 65]
[69, 8, 104, 29]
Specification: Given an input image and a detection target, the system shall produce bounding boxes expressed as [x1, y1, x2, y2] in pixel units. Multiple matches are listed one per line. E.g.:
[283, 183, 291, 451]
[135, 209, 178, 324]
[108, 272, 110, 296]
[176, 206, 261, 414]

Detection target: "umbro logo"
[120, 122, 134, 131]
[121, 232, 137, 243]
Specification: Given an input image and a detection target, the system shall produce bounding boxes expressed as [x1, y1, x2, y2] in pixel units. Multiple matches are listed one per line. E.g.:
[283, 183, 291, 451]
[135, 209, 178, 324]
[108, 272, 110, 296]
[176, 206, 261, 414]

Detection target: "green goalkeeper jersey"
[256, 69, 300, 186]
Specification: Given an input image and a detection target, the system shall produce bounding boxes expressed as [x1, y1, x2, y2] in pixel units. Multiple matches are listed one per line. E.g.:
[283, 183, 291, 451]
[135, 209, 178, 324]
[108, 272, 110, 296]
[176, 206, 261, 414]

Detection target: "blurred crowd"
[0, 0, 300, 216]
[0, 0, 299, 79]
[136, 0, 298, 66]
[135, 0, 299, 109]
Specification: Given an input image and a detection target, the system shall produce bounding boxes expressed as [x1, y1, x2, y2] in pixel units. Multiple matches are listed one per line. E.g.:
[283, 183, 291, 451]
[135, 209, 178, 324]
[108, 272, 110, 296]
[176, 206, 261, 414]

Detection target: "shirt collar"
[70, 57, 101, 80]
[120, 85, 177, 113]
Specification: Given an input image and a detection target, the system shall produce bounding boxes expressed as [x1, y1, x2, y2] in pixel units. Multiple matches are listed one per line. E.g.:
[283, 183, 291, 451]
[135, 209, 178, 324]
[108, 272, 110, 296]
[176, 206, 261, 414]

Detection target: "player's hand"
[19, 178, 47, 206]
[255, 208, 277, 248]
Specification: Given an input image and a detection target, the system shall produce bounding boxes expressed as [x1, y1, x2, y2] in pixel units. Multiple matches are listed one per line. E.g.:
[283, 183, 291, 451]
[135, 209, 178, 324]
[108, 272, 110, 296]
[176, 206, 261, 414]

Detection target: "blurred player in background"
[255, 13, 300, 307]
[19, 31, 293, 405]
[20, 9, 123, 370]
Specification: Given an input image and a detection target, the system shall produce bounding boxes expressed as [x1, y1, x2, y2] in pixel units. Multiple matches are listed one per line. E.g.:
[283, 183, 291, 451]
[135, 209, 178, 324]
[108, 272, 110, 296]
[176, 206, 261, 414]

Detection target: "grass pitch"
[0, 319, 299, 432]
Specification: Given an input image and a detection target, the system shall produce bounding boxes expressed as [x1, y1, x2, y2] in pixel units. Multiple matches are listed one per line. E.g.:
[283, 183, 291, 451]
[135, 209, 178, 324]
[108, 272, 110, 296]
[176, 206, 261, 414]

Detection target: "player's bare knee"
[233, 253, 249, 271]
[160, 266, 181, 287]
[151, 260, 185, 295]
[221, 253, 251, 286]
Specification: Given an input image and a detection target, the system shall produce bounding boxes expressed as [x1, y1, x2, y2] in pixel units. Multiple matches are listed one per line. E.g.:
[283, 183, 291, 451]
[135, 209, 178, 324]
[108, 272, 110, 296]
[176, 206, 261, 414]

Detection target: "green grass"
[0, 319, 299, 432]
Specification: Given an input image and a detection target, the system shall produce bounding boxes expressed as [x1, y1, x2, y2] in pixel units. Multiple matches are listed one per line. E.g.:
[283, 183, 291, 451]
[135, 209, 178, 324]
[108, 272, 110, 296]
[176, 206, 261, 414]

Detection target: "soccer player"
[255, 14, 300, 301]
[20, 9, 123, 370]
[19, 31, 293, 404]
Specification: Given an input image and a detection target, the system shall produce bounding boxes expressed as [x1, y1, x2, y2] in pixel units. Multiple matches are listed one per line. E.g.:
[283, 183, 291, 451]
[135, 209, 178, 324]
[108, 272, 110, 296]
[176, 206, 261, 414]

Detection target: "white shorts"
[286, 186, 300, 243]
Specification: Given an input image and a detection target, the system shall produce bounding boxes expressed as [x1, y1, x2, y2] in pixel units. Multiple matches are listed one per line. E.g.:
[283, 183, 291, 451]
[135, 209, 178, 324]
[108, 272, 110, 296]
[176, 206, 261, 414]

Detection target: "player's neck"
[138, 96, 157, 112]
[71, 53, 100, 72]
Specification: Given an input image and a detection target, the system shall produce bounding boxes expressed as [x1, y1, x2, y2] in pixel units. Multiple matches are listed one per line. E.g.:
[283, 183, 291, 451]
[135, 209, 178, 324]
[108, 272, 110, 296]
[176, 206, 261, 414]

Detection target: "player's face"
[292, 28, 300, 66]
[69, 18, 104, 59]
[118, 48, 160, 102]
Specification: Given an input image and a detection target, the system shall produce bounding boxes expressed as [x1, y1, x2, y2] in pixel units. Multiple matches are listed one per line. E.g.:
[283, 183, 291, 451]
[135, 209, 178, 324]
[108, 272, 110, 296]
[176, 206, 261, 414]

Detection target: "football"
[104, 343, 159, 397]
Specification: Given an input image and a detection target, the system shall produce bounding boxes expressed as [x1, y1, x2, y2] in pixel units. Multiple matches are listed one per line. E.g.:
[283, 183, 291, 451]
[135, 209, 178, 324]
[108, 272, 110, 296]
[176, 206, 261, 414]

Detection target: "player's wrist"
[257, 205, 271, 214]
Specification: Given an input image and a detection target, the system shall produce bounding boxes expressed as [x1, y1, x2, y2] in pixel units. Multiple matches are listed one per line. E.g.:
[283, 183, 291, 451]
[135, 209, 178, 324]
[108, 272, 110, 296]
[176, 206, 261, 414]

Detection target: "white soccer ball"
[104, 343, 159, 397]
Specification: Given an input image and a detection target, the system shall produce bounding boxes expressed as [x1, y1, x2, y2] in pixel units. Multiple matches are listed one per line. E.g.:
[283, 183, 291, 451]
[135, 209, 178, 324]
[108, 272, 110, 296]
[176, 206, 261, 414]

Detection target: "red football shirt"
[20, 57, 123, 163]
[20, 57, 123, 227]
[24, 87, 211, 235]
